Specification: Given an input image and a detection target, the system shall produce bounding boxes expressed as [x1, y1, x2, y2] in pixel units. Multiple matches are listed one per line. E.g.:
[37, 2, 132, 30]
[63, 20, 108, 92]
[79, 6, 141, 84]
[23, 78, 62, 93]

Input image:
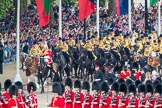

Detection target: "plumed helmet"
[153, 80, 160, 88]
[111, 82, 119, 92]
[92, 81, 99, 91]
[65, 78, 73, 88]
[128, 84, 136, 95]
[74, 80, 81, 89]
[155, 84, 162, 95]
[4, 79, 12, 91]
[9, 85, 18, 98]
[27, 82, 37, 93]
[82, 81, 90, 92]
[100, 81, 109, 93]
[52, 82, 62, 94]
[145, 83, 154, 94]
[135, 80, 141, 88]
[119, 83, 127, 94]
[132, 62, 139, 70]
[138, 84, 145, 93]
[126, 79, 133, 86]
[60, 83, 65, 96]
[15, 81, 23, 90]
[117, 78, 125, 84]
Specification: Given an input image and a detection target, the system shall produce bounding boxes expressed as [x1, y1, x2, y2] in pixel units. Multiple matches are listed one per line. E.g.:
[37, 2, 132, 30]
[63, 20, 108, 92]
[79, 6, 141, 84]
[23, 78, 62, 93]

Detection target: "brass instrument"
[74, 92, 80, 102]
[0, 95, 8, 104]
[65, 92, 71, 101]
[92, 94, 98, 103]
[100, 94, 107, 106]
[110, 95, 117, 106]
[84, 94, 89, 103]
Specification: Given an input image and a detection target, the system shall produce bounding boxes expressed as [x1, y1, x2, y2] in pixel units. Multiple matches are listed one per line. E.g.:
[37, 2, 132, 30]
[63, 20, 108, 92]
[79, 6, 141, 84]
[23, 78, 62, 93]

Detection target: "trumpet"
[0, 96, 8, 104]
[84, 94, 89, 103]
[65, 93, 71, 101]
[74, 92, 80, 102]
[100, 94, 107, 106]
[92, 94, 98, 103]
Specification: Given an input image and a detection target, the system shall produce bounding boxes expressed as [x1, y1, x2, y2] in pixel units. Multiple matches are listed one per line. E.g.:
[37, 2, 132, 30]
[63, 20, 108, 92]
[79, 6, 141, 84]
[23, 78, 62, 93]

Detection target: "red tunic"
[135, 71, 141, 80]
[0, 99, 4, 108]
[152, 97, 162, 108]
[82, 94, 92, 108]
[73, 92, 84, 108]
[120, 70, 130, 79]
[2, 91, 10, 108]
[17, 93, 26, 108]
[91, 94, 101, 108]
[117, 96, 128, 108]
[126, 97, 139, 108]
[26, 93, 38, 108]
[50, 96, 64, 108]
[43, 49, 53, 63]
[110, 95, 120, 108]
[7, 98, 19, 108]
[144, 96, 155, 108]
[137, 97, 146, 108]
[63, 90, 75, 108]
[99, 95, 111, 108]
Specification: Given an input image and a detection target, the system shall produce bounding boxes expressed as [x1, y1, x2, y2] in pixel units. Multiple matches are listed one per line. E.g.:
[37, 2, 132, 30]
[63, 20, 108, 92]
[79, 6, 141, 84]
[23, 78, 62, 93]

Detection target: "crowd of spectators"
[0, 2, 159, 64]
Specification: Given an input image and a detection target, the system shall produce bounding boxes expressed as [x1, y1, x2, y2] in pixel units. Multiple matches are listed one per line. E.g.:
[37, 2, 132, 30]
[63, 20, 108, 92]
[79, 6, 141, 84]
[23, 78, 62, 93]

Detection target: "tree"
[0, 0, 13, 20]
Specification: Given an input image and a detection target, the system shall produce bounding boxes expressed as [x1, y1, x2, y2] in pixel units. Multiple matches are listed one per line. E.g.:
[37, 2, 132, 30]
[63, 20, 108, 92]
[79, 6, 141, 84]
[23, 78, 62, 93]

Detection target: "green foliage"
[0, 0, 13, 20]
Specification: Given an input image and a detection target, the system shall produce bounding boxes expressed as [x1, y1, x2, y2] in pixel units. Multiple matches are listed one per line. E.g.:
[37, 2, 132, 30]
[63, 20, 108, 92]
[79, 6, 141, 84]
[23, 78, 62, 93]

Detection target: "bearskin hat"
[126, 79, 133, 86]
[60, 83, 65, 96]
[128, 84, 136, 95]
[27, 82, 37, 93]
[9, 85, 18, 98]
[65, 78, 73, 88]
[82, 81, 90, 92]
[119, 83, 127, 94]
[15, 81, 23, 90]
[107, 78, 115, 85]
[135, 80, 141, 88]
[153, 80, 160, 88]
[155, 84, 162, 95]
[4, 79, 12, 91]
[52, 82, 62, 94]
[145, 80, 152, 85]
[92, 81, 99, 91]
[111, 82, 119, 92]
[145, 83, 154, 94]
[138, 84, 145, 93]
[117, 78, 125, 84]
[132, 62, 139, 70]
[100, 81, 109, 93]
[74, 80, 81, 89]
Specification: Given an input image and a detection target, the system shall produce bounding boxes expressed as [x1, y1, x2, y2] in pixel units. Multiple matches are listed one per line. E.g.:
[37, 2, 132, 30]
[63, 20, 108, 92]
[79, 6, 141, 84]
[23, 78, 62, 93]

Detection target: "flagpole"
[96, 0, 99, 36]
[14, 0, 23, 83]
[158, 0, 161, 36]
[128, 0, 131, 32]
[59, 0, 62, 38]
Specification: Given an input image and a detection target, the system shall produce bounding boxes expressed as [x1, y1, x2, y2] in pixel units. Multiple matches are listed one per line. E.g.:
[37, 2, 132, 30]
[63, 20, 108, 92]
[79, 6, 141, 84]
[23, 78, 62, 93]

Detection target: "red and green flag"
[150, 0, 158, 7]
[35, 0, 50, 27]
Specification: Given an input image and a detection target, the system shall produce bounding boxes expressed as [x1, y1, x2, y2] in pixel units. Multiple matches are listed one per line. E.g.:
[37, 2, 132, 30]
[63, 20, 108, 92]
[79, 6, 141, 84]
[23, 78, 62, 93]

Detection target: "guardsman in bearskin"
[49, 82, 64, 108]
[84, 38, 97, 60]
[82, 81, 92, 108]
[29, 41, 40, 56]
[67, 34, 75, 47]
[7, 85, 19, 108]
[55, 37, 63, 50]
[73, 80, 84, 108]
[138, 84, 146, 108]
[127, 84, 138, 108]
[15, 81, 26, 108]
[120, 66, 131, 80]
[64, 78, 74, 108]
[2, 79, 12, 108]
[145, 83, 154, 108]
[118, 83, 127, 108]
[153, 84, 162, 108]
[91, 81, 100, 108]
[110, 82, 120, 108]
[144, 42, 153, 57]
[26, 82, 38, 108]
[99, 81, 111, 108]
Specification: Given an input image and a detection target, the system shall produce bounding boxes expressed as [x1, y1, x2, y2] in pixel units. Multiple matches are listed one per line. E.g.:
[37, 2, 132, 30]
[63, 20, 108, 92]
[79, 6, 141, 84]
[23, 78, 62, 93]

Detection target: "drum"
[148, 56, 160, 67]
